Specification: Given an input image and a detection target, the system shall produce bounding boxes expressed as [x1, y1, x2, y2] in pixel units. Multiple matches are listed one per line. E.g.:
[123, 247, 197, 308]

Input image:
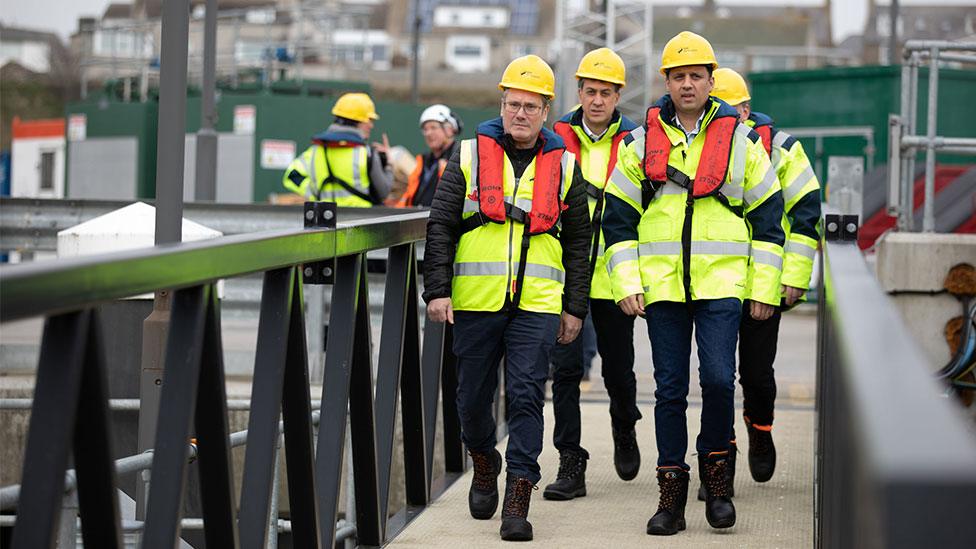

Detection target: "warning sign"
[233, 105, 256, 135]
[260, 139, 296, 169]
[68, 114, 87, 141]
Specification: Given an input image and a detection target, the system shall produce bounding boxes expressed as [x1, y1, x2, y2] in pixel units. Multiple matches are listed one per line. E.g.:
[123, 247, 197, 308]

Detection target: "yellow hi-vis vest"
[451, 137, 576, 315]
[282, 143, 373, 207]
[747, 115, 821, 292]
[604, 98, 784, 306]
[553, 111, 637, 300]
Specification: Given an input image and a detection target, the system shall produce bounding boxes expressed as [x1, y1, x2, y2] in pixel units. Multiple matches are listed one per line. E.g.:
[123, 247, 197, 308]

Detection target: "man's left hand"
[749, 300, 775, 321]
[557, 312, 583, 344]
[782, 285, 805, 306]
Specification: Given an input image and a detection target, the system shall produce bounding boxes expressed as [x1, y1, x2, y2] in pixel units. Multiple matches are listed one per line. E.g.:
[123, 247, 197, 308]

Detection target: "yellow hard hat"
[660, 31, 718, 75]
[711, 68, 751, 106]
[498, 55, 556, 99]
[331, 92, 379, 123]
[576, 47, 626, 87]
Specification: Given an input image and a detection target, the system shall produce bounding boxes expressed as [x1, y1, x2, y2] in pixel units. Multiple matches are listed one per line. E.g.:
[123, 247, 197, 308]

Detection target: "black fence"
[816, 213, 976, 548]
[0, 205, 468, 548]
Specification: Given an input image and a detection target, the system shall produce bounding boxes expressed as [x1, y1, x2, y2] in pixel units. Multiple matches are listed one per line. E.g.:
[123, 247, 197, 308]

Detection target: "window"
[39, 151, 55, 191]
[454, 44, 483, 57]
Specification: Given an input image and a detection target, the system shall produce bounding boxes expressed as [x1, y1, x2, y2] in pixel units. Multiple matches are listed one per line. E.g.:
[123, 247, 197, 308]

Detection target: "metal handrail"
[0, 211, 427, 322]
[815, 212, 976, 548]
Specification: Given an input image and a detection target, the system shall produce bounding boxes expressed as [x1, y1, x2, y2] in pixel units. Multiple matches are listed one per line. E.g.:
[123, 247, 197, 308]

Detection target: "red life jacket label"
[475, 134, 564, 235]
[553, 121, 627, 184]
[754, 124, 772, 156]
[643, 106, 737, 199]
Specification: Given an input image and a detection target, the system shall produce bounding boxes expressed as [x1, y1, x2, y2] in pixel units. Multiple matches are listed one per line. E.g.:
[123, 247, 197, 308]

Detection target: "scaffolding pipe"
[903, 40, 976, 52]
[923, 46, 939, 232]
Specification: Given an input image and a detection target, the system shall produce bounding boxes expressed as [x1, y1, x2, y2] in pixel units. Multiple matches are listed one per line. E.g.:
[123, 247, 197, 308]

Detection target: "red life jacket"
[474, 134, 564, 235]
[553, 121, 627, 184]
[643, 106, 737, 199]
[753, 124, 772, 156]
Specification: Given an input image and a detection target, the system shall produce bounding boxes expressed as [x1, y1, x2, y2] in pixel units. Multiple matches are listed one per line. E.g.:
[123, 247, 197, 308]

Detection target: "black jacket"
[422, 124, 591, 319]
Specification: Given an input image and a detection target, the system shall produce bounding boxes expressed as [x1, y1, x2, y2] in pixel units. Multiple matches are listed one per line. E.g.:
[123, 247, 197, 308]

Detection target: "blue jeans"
[453, 310, 560, 484]
[646, 298, 741, 470]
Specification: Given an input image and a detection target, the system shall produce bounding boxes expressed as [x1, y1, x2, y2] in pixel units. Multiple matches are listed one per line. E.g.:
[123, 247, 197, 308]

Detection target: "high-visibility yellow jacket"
[452, 120, 578, 315]
[602, 96, 786, 306]
[553, 108, 638, 300]
[748, 112, 822, 292]
[282, 126, 374, 207]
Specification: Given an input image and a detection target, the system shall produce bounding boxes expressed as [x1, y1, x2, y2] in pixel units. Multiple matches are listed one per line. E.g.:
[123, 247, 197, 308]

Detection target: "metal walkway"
[388, 313, 816, 547]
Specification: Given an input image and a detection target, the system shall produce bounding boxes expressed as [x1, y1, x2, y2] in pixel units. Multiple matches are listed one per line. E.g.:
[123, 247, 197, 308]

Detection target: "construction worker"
[397, 104, 463, 207]
[282, 92, 392, 206]
[602, 31, 785, 535]
[543, 47, 642, 502]
[423, 55, 592, 542]
[707, 67, 821, 493]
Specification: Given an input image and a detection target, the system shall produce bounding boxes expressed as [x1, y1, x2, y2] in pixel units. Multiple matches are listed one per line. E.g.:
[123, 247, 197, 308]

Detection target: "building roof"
[103, 3, 134, 20]
[0, 24, 61, 44]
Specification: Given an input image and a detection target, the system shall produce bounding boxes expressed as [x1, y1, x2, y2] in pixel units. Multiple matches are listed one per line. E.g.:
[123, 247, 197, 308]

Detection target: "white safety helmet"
[419, 104, 463, 134]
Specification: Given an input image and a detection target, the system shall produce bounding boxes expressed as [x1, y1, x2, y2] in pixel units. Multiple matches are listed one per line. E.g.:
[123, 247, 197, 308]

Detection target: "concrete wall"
[875, 232, 976, 369]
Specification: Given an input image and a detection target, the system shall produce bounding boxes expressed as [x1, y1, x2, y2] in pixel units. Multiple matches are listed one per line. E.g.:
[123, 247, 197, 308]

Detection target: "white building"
[11, 117, 66, 198]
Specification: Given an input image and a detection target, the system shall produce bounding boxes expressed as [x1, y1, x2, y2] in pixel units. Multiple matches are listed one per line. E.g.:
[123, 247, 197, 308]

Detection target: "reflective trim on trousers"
[783, 166, 816, 204]
[638, 240, 751, 257]
[744, 166, 778, 208]
[606, 246, 639, 275]
[785, 240, 817, 260]
[751, 249, 784, 270]
[454, 261, 565, 284]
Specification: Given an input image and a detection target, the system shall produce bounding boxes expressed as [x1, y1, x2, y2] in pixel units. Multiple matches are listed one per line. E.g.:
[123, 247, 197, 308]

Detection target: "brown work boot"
[499, 475, 535, 541]
[646, 467, 689, 535]
[699, 452, 736, 529]
[468, 449, 502, 519]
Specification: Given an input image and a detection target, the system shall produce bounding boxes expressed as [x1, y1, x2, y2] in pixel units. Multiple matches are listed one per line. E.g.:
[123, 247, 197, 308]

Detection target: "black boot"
[697, 440, 737, 501]
[612, 425, 641, 481]
[500, 475, 535, 541]
[468, 449, 502, 520]
[746, 418, 776, 482]
[699, 452, 736, 529]
[646, 467, 689, 535]
[543, 448, 588, 500]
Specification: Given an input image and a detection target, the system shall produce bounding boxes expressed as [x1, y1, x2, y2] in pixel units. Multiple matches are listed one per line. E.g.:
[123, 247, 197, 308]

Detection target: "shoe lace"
[470, 451, 496, 492]
[656, 470, 683, 512]
[503, 477, 535, 518]
[614, 428, 637, 452]
[704, 456, 731, 498]
[555, 451, 585, 480]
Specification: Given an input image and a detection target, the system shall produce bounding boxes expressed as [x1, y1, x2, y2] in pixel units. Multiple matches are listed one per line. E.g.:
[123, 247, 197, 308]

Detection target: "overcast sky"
[2, 0, 974, 43]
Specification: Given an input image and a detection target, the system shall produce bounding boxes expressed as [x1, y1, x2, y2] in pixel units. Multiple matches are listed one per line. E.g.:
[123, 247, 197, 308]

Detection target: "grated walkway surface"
[387, 310, 816, 548]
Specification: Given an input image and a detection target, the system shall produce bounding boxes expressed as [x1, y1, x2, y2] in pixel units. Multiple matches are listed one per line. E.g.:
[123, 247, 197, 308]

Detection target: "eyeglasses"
[502, 101, 544, 116]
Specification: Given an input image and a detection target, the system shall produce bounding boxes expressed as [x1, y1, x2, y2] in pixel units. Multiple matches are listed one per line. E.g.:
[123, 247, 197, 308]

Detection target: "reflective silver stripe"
[735, 123, 752, 139]
[771, 148, 782, 169]
[772, 131, 791, 149]
[639, 241, 751, 257]
[297, 153, 315, 199]
[351, 147, 363, 192]
[692, 241, 750, 256]
[638, 242, 682, 255]
[745, 166, 778, 207]
[307, 147, 319, 199]
[783, 165, 816, 203]
[470, 138, 479, 188]
[454, 262, 507, 276]
[631, 134, 646, 161]
[785, 240, 817, 260]
[731, 132, 747, 187]
[751, 249, 783, 270]
[462, 195, 534, 215]
[517, 263, 566, 284]
[513, 196, 533, 212]
[629, 126, 646, 141]
[607, 247, 639, 273]
[329, 189, 358, 199]
[463, 198, 480, 213]
[610, 168, 642, 204]
[660, 182, 686, 196]
[560, 151, 571, 198]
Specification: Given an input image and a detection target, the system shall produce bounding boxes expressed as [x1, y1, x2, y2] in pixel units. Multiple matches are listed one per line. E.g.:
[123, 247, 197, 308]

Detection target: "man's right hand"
[618, 293, 645, 317]
[427, 297, 454, 324]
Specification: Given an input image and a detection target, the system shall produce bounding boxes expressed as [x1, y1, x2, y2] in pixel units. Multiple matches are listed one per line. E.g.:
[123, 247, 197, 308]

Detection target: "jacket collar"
[652, 94, 739, 145]
[311, 123, 366, 145]
[558, 107, 638, 139]
[747, 111, 775, 128]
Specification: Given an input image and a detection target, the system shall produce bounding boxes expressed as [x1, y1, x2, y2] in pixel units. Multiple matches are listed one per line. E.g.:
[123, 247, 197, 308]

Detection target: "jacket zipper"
[507, 168, 523, 304]
[680, 149, 694, 304]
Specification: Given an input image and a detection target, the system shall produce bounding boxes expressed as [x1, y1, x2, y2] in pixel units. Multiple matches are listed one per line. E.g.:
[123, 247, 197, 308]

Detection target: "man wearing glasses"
[423, 55, 592, 541]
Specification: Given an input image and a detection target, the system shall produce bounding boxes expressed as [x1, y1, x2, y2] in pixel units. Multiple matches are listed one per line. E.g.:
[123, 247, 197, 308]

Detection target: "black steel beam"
[440, 325, 464, 473]
[314, 254, 363, 549]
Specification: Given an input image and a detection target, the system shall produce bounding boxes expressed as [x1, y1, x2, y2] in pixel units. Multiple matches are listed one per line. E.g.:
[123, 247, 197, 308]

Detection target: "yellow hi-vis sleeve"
[742, 139, 785, 306]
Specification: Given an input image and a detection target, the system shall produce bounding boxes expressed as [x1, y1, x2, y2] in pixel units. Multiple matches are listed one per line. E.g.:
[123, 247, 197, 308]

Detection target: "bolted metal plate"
[826, 156, 864, 218]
